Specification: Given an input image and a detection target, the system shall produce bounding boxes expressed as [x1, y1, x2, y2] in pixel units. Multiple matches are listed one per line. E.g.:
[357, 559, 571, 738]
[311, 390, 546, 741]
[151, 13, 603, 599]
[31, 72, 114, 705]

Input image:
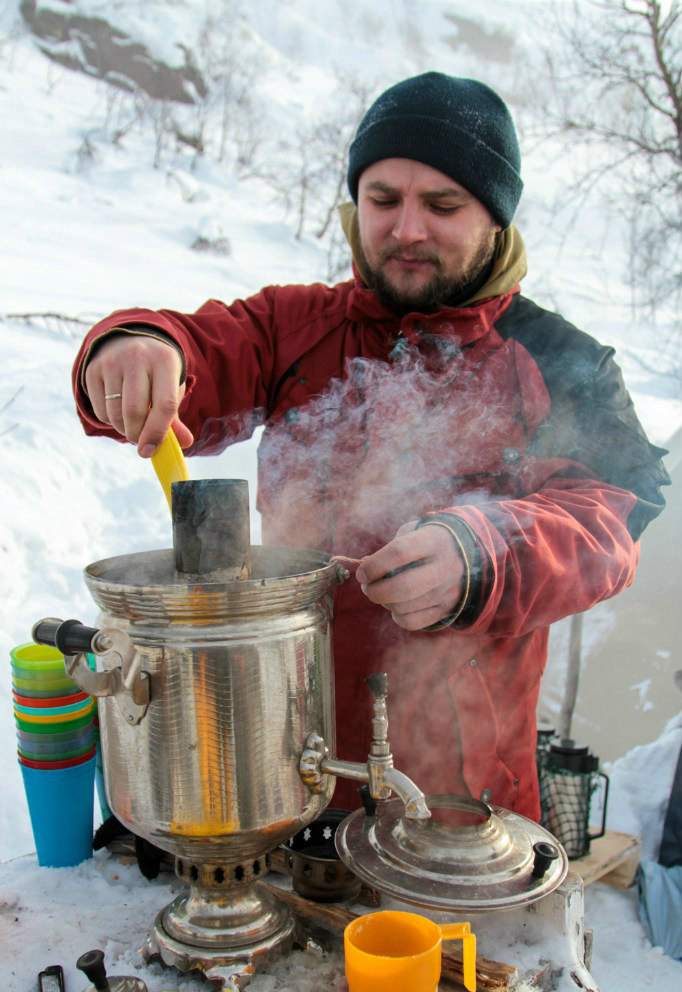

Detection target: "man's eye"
[371, 198, 398, 208]
[430, 203, 458, 215]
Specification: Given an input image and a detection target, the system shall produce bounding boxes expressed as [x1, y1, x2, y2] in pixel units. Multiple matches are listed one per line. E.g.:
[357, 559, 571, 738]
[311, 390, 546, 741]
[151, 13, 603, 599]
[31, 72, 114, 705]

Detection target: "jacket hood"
[337, 201, 527, 305]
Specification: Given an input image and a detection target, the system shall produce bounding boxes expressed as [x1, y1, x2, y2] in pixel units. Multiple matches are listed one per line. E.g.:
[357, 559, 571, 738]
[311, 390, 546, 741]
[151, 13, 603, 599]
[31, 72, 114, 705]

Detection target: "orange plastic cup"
[344, 910, 476, 992]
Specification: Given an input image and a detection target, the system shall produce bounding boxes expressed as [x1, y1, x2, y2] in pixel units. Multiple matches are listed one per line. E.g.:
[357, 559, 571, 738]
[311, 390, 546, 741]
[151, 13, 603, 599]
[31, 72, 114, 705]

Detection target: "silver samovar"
[32, 480, 571, 990]
[31, 480, 432, 989]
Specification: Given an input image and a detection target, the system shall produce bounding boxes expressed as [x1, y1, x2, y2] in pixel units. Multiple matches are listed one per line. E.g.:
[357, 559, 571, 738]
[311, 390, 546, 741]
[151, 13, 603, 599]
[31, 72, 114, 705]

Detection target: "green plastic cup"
[11, 683, 83, 699]
[12, 668, 74, 687]
[17, 724, 95, 745]
[14, 711, 94, 735]
[10, 643, 68, 671]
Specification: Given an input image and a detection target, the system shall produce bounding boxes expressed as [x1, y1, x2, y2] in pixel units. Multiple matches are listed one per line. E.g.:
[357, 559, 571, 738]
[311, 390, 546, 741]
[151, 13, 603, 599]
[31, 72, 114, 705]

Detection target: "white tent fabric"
[638, 861, 682, 960]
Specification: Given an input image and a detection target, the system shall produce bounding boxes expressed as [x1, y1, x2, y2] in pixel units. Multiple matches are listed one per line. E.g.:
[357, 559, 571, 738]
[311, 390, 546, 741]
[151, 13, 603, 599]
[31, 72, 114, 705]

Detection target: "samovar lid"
[83, 546, 344, 622]
[335, 793, 568, 912]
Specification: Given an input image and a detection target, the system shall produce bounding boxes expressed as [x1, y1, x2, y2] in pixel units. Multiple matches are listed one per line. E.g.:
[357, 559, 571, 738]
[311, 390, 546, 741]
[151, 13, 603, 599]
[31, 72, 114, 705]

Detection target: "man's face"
[357, 158, 502, 313]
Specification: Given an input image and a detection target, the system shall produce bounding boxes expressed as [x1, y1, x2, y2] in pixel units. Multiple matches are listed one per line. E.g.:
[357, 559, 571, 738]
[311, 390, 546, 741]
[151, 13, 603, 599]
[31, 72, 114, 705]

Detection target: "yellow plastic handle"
[440, 921, 477, 992]
[150, 428, 188, 511]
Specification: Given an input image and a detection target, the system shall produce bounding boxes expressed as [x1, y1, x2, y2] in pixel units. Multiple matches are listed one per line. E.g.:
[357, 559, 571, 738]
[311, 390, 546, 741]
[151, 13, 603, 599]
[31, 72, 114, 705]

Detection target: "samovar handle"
[32, 617, 150, 726]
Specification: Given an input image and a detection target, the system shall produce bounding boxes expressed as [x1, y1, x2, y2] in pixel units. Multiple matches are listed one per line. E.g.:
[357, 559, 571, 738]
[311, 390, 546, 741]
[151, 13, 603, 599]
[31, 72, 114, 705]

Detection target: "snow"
[603, 713, 682, 864]
[1, 1, 681, 989]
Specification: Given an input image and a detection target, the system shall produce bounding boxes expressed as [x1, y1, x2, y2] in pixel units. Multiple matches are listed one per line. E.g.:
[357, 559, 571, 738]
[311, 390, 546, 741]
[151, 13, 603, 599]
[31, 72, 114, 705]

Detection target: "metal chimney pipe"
[171, 479, 251, 580]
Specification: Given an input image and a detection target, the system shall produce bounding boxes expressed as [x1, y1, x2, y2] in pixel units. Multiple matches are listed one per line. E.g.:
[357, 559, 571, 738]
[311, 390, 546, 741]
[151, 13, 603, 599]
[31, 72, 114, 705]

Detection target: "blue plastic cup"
[19, 756, 95, 867]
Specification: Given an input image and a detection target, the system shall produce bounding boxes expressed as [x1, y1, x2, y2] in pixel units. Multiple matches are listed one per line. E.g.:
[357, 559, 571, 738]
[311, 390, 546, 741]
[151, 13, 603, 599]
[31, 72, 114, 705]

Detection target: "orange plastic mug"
[344, 910, 476, 992]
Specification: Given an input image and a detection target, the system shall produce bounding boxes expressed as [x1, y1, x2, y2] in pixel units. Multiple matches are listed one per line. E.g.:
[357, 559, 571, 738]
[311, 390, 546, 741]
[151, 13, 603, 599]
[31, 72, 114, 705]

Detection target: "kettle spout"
[379, 767, 431, 820]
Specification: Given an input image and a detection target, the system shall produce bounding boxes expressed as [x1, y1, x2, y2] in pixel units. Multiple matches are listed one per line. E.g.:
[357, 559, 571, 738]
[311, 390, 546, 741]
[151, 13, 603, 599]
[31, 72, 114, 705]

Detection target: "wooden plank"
[569, 831, 641, 888]
[599, 842, 642, 890]
[261, 881, 517, 991]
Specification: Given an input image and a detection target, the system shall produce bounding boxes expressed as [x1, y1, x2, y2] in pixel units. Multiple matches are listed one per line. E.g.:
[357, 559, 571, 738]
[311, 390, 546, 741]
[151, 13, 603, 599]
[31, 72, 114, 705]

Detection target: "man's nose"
[391, 202, 428, 243]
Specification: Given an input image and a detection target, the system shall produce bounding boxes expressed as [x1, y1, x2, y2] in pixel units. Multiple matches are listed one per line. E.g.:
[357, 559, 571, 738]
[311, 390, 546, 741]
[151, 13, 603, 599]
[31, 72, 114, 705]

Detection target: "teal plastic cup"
[95, 739, 112, 821]
[14, 697, 93, 718]
[19, 756, 95, 867]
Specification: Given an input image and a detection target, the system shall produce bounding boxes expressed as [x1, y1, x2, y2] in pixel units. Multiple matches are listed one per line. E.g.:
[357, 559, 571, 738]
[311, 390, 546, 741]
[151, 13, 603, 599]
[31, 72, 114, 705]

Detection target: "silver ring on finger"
[105, 392, 123, 400]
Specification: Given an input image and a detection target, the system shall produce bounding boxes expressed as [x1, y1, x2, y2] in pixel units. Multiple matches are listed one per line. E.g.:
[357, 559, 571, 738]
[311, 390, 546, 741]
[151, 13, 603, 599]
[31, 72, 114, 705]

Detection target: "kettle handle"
[32, 617, 150, 726]
[32, 618, 100, 656]
[32, 618, 113, 698]
[587, 771, 610, 841]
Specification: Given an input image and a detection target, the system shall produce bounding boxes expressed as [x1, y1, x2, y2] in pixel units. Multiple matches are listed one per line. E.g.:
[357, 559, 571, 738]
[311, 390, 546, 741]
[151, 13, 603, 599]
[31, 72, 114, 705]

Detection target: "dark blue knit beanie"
[347, 72, 523, 229]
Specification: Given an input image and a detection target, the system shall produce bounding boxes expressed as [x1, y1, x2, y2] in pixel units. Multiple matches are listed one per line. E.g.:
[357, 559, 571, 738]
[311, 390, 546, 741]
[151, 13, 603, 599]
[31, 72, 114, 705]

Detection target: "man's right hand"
[83, 334, 194, 457]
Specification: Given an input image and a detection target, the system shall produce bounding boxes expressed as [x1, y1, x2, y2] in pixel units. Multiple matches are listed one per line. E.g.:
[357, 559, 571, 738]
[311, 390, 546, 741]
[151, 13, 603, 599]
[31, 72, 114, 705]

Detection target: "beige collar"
[337, 201, 527, 304]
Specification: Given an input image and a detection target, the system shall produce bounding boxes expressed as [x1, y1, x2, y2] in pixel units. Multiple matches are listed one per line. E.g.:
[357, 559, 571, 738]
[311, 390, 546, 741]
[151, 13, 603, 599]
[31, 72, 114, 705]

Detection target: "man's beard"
[359, 228, 498, 315]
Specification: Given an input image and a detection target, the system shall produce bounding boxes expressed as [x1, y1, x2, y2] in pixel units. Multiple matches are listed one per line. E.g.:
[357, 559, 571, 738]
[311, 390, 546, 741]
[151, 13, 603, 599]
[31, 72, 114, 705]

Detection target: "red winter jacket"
[73, 261, 668, 821]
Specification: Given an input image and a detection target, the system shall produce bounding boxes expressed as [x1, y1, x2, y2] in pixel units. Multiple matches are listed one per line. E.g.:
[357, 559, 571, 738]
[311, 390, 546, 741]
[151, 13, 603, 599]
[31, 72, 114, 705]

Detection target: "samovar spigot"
[299, 672, 431, 820]
[364, 672, 430, 818]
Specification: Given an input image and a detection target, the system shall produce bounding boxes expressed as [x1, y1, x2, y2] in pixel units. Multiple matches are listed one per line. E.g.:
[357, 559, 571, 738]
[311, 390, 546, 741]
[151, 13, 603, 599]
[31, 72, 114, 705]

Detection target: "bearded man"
[72, 72, 669, 819]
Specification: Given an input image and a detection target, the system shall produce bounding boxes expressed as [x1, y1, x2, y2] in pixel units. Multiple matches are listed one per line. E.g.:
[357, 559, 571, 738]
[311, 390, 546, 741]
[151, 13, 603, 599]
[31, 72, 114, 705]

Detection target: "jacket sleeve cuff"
[416, 512, 487, 630]
[79, 324, 187, 397]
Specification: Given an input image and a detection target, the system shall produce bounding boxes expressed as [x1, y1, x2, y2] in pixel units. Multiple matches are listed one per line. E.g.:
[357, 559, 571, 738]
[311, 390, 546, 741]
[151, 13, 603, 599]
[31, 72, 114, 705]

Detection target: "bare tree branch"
[530, 0, 682, 356]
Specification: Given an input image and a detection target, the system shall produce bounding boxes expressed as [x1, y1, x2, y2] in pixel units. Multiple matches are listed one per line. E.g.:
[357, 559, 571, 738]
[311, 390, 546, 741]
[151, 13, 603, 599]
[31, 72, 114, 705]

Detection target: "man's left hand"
[356, 521, 465, 630]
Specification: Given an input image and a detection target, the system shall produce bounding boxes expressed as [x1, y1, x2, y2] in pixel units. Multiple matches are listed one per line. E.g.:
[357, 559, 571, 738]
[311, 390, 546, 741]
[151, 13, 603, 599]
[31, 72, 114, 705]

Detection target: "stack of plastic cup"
[11, 642, 96, 867]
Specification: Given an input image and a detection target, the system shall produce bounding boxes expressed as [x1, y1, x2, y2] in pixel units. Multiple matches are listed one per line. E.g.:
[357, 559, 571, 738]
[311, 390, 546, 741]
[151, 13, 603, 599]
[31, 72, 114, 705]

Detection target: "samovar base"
[143, 867, 296, 991]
